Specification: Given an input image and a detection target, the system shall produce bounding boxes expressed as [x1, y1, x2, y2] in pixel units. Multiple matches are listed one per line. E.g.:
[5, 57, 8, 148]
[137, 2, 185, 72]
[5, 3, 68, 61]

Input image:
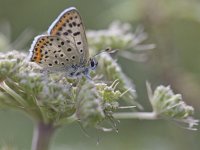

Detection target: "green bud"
[96, 81, 121, 102]
[148, 84, 199, 130]
[97, 53, 141, 109]
[75, 82, 105, 127]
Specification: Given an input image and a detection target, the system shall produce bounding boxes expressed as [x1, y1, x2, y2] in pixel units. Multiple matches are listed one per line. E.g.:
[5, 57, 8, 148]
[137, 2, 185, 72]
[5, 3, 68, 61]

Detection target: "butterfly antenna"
[93, 47, 117, 58]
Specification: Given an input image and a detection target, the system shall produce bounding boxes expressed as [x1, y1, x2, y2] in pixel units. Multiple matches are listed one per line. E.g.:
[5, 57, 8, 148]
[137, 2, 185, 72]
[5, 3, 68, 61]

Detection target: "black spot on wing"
[73, 32, 80, 36]
[77, 41, 81, 45]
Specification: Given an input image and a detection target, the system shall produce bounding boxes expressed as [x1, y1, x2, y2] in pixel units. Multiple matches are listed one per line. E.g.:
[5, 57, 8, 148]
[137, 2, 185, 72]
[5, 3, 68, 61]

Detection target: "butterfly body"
[29, 7, 97, 79]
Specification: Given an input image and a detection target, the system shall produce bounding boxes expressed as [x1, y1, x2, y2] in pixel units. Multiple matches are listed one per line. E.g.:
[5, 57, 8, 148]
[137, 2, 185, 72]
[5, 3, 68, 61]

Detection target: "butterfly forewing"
[47, 7, 89, 65]
[29, 35, 80, 71]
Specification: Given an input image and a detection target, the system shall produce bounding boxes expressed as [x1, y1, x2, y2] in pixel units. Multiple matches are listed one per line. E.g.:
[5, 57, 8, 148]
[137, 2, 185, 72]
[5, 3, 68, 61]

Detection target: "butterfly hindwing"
[47, 7, 89, 65]
[29, 35, 80, 71]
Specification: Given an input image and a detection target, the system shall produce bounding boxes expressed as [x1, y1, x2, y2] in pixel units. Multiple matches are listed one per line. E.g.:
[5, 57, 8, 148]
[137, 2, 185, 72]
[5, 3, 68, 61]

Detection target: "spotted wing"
[29, 35, 80, 72]
[47, 7, 89, 65]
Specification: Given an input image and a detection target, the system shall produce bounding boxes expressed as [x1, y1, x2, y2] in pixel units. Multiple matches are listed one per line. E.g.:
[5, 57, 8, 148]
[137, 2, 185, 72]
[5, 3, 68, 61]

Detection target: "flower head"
[0, 50, 137, 128]
[147, 83, 199, 130]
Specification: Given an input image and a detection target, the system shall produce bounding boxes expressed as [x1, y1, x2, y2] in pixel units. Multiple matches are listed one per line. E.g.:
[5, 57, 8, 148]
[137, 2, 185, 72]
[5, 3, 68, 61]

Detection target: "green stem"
[113, 112, 158, 120]
[31, 122, 55, 150]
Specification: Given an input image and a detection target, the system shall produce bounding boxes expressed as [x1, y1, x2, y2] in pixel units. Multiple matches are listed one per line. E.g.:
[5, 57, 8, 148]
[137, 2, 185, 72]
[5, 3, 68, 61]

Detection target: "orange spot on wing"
[50, 13, 74, 35]
[34, 39, 46, 63]
[35, 48, 41, 63]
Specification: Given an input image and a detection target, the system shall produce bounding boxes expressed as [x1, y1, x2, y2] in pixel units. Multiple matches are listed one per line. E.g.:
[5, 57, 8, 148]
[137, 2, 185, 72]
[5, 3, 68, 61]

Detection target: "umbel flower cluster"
[0, 22, 198, 131]
[0, 50, 131, 127]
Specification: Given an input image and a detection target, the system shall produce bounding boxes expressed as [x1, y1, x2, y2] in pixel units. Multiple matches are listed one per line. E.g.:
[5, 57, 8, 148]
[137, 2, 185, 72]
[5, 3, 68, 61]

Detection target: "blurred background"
[0, 0, 200, 149]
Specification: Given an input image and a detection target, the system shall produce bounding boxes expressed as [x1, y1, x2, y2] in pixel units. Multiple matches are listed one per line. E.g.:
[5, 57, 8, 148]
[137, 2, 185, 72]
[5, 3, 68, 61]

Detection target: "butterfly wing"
[29, 35, 80, 72]
[47, 7, 89, 65]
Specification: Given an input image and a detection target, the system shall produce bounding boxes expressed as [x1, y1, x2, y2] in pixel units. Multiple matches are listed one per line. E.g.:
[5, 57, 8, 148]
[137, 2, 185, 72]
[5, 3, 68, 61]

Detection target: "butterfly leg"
[82, 68, 92, 80]
[85, 74, 92, 80]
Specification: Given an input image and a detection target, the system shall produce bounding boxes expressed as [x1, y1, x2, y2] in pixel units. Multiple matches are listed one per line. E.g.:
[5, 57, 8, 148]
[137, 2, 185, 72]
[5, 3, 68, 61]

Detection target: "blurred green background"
[0, 0, 200, 149]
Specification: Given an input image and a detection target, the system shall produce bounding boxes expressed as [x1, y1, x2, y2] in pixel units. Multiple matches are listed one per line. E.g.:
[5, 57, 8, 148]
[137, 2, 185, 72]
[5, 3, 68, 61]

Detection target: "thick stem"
[31, 122, 55, 150]
[113, 112, 158, 120]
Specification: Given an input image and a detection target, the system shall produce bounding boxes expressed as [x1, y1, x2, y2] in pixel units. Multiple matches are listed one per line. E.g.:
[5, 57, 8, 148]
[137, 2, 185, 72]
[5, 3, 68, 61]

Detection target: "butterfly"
[29, 7, 98, 79]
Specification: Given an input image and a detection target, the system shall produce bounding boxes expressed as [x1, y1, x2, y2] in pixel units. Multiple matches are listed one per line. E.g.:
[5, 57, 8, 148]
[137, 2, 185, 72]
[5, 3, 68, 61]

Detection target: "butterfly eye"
[91, 61, 94, 67]
[90, 58, 98, 70]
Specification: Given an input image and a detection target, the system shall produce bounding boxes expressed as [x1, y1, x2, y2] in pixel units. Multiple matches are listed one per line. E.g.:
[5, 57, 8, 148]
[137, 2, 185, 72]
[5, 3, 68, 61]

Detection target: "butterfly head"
[88, 58, 98, 70]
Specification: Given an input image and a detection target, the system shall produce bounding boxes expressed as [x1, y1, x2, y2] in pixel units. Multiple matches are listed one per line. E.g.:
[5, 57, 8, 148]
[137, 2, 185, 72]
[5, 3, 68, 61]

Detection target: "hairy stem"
[32, 122, 55, 150]
[113, 112, 158, 120]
